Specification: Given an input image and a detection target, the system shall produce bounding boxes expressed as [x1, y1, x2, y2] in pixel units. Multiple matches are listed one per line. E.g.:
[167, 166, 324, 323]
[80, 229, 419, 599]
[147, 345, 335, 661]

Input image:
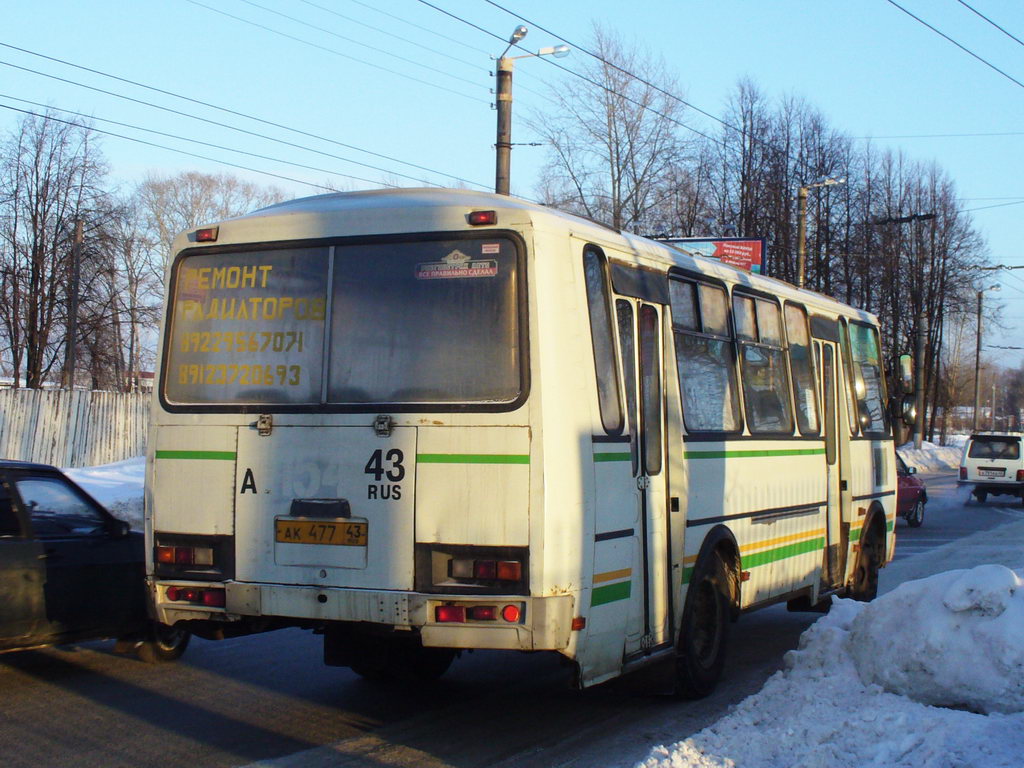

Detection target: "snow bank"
[850, 565, 1024, 714]
[65, 456, 145, 530]
[640, 565, 1024, 768]
[897, 438, 963, 473]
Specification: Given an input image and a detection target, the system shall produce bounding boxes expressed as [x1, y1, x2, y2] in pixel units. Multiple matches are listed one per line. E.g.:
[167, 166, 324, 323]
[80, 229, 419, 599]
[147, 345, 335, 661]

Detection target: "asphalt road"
[2, 469, 1015, 768]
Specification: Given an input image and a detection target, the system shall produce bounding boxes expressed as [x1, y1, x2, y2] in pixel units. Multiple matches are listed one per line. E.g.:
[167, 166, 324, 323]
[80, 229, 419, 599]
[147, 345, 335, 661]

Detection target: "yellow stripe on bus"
[741, 528, 827, 555]
[594, 568, 632, 584]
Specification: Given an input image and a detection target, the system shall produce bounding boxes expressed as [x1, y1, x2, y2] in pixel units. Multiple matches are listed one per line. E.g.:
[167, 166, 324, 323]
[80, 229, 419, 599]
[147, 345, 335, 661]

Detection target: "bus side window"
[847, 322, 889, 436]
[669, 278, 742, 433]
[733, 294, 794, 435]
[784, 303, 820, 435]
[583, 246, 624, 435]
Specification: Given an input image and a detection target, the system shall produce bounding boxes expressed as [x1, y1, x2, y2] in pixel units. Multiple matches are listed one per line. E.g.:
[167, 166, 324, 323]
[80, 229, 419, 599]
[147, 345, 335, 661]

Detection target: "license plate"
[275, 519, 367, 546]
[978, 468, 1005, 478]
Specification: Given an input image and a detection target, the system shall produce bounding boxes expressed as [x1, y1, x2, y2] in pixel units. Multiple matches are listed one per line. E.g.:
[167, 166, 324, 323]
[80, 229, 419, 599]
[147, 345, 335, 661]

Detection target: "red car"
[896, 453, 927, 527]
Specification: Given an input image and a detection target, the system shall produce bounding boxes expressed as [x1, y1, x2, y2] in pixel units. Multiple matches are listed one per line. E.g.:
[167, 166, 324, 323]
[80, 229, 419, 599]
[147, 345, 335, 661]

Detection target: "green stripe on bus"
[684, 448, 826, 460]
[594, 452, 631, 462]
[742, 537, 825, 569]
[155, 450, 236, 461]
[591, 580, 632, 606]
[416, 453, 530, 465]
[682, 537, 826, 584]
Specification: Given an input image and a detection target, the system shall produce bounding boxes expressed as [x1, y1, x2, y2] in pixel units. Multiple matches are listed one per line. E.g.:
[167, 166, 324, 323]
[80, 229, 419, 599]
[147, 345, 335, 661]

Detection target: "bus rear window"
[163, 238, 522, 408]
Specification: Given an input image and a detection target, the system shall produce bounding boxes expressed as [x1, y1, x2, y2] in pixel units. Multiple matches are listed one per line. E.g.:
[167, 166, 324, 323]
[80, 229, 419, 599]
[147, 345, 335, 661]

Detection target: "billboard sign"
[664, 238, 765, 274]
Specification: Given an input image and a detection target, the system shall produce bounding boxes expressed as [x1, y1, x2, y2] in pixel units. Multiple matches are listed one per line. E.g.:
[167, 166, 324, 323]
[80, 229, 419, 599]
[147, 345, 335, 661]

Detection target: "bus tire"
[849, 528, 882, 602]
[675, 551, 731, 699]
[136, 623, 190, 664]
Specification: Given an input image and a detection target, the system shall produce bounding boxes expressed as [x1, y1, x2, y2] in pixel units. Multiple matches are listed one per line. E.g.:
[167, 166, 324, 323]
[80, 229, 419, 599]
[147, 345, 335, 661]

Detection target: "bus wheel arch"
[675, 527, 740, 699]
[849, 504, 886, 602]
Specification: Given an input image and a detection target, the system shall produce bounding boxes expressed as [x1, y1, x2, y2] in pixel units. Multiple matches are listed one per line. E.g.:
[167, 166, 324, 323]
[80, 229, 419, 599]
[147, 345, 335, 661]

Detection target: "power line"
[347, 0, 492, 56]
[0, 102, 340, 192]
[299, 0, 485, 72]
[883, 0, 1024, 91]
[181, 0, 490, 104]
[962, 200, 1024, 213]
[0, 59, 444, 187]
[235, 0, 487, 91]
[954, 0, 1024, 49]
[0, 42, 491, 188]
[0, 94, 398, 189]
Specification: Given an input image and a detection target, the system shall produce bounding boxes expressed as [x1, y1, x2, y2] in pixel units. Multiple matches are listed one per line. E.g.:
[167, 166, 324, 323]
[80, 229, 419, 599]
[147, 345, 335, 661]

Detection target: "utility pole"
[795, 177, 844, 289]
[495, 57, 514, 196]
[973, 284, 1000, 432]
[63, 219, 83, 390]
[492, 26, 568, 196]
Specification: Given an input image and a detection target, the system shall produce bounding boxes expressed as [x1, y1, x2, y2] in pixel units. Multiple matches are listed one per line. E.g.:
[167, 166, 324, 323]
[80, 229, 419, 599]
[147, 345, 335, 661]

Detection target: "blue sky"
[4, 0, 1023, 368]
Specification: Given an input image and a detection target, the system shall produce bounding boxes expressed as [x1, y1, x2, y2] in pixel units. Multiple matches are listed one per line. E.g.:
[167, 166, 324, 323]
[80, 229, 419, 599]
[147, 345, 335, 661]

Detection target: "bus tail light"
[195, 226, 218, 242]
[960, 466, 967, 480]
[418, 545, 529, 595]
[1017, 470, 1024, 482]
[467, 605, 497, 621]
[436, 605, 466, 623]
[166, 585, 225, 607]
[157, 545, 214, 566]
[467, 210, 497, 226]
[502, 604, 522, 623]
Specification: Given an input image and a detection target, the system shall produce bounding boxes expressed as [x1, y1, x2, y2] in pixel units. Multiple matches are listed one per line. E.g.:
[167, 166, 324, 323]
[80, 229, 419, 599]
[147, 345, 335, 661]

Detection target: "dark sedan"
[0, 459, 188, 661]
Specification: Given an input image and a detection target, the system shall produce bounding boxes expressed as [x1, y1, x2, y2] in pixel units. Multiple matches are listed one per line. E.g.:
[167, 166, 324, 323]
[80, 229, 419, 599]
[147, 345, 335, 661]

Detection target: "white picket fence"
[0, 389, 150, 468]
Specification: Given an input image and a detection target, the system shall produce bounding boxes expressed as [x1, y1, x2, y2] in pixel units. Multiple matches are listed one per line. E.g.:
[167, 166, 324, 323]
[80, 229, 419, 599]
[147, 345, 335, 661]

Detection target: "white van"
[960, 432, 1024, 504]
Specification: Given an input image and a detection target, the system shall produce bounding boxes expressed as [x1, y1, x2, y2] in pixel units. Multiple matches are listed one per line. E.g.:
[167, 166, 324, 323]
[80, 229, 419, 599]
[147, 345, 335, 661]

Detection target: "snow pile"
[640, 566, 1024, 768]
[65, 456, 145, 529]
[849, 565, 1024, 714]
[897, 438, 963, 473]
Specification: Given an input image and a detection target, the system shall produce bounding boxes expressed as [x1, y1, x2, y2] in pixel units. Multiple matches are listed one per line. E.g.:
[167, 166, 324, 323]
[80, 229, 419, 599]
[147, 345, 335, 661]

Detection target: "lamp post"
[796, 177, 845, 289]
[973, 284, 1001, 432]
[494, 27, 569, 195]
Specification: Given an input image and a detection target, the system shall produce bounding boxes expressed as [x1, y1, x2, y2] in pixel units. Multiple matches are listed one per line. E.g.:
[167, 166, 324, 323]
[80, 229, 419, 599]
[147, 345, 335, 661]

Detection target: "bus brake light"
[436, 605, 466, 623]
[468, 210, 497, 226]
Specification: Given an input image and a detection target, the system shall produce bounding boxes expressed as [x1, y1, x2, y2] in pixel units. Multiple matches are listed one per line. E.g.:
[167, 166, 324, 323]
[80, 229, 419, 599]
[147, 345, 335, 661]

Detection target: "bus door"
[815, 339, 849, 588]
[615, 298, 671, 655]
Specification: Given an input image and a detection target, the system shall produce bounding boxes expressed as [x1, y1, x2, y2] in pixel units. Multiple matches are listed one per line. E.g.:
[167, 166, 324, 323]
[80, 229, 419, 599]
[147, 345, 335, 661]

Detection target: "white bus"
[146, 188, 897, 695]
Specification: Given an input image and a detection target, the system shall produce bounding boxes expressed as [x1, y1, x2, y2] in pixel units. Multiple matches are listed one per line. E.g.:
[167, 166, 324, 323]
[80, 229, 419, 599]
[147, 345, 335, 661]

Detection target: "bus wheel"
[675, 552, 731, 699]
[849, 530, 881, 602]
[906, 499, 925, 528]
[136, 623, 190, 663]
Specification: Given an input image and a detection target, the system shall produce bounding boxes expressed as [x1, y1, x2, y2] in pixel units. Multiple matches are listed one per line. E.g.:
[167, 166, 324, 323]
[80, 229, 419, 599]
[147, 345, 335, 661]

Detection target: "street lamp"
[494, 27, 569, 195]
[796, 177, 845, 289]
[973, 283, 1001, 432]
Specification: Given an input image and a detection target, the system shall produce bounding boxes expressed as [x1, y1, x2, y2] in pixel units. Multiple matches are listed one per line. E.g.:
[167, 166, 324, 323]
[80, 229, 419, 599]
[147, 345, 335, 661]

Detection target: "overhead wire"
[0, 41, 491, 188]
[234, 0, 487, 91]
[883, 0, 1024, 91]
[0, 93, 400, 189]
[0, 103, 341, 192]
[0, 59, 449, 187]
[182, 0, 490, 104]
[954, 0, 1024, 49]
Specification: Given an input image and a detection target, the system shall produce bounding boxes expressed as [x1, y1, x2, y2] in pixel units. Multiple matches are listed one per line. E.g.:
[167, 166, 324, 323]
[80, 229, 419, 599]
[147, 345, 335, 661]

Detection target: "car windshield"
[163, 238, 523, 408]
[968, 437, 1020, 460]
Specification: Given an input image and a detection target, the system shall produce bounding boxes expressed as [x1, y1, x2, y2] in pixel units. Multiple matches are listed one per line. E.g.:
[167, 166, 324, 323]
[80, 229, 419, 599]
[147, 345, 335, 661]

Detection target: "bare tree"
[134, 170, 287, 277]
[0, 111, 108, 388]
[531, 26, 690, 231]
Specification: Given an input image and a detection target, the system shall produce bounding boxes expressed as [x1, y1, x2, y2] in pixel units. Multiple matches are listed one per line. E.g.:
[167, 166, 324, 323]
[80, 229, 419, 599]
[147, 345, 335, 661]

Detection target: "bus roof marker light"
[195, 226, 219, 242]
[468, 210, 497, 226]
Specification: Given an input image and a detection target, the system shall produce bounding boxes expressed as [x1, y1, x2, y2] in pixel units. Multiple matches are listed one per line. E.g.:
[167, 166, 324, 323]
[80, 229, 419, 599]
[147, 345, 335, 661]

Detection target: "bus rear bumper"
[152, 580, 575, 651]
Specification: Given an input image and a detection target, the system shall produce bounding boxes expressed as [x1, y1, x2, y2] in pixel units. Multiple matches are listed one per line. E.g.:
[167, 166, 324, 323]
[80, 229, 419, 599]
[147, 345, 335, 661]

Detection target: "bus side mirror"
[899, 394, 916, 427]
[898, 354, 913, 394]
